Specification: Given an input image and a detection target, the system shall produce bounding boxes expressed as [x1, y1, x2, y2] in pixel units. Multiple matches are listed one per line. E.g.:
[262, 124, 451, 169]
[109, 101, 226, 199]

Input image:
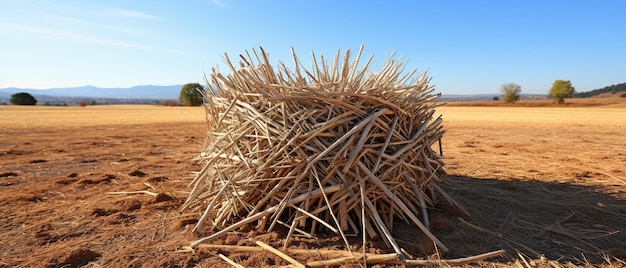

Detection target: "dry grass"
[439, 106, 626, 195]
[446, 96, 626, 107]
[439, 105, 626, 128]
[0, 105, 205, 129]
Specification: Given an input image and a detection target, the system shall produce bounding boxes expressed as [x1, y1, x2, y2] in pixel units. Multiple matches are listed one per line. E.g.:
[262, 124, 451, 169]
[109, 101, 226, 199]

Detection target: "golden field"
[0, 105, 206, 129]
[1, 103, 624, 267]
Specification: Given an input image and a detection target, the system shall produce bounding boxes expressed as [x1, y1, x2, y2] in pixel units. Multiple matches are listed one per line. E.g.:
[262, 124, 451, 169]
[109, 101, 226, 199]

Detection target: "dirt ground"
[1, 103, 625, 267]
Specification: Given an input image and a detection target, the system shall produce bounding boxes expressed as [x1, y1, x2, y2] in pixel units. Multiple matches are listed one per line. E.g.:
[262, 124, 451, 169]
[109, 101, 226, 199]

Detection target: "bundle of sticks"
[183, 45, 462, 257]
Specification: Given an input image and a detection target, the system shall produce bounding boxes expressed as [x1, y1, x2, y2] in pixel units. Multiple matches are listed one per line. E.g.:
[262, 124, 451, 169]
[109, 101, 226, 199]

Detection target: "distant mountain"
[0, 85, 183, 100]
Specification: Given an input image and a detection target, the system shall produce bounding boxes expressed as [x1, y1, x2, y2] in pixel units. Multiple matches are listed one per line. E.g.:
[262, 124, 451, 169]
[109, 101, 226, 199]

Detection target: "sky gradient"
[1, 0, 625, 94]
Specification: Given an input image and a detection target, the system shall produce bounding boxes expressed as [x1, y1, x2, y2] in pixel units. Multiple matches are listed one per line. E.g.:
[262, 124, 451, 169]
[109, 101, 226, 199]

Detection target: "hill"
[574, 82, 626, 98]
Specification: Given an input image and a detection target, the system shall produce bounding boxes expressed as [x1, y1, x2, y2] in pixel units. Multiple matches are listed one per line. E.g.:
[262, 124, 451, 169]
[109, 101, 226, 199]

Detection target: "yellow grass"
[0, 105, 205, 129]
[3, 104, 624, 131]
[445, 96, 626, 107]
[438, 105, 626, 196]
[439, 106, 626, 129]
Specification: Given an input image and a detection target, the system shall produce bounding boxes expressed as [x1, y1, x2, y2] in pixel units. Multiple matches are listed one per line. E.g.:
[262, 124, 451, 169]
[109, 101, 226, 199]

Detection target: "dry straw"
[183, 45, 462, 258]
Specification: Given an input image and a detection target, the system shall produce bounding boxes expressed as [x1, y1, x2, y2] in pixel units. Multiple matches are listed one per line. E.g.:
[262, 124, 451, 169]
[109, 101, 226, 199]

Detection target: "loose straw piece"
[196, 244, 505, 267]
[307, 253, 399, 267]
[403, 250, 506, 266]
[218, 254, 244, 268]
[254, 240, 305, 268]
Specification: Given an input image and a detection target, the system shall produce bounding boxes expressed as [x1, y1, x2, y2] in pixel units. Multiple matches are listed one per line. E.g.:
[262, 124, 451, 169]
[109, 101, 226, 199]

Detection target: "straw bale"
[184, 45, 460, 256]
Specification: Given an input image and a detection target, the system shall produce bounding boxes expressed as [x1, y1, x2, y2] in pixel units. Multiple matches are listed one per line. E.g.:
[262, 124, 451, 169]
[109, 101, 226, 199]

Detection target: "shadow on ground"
[412, 175, 626, 264]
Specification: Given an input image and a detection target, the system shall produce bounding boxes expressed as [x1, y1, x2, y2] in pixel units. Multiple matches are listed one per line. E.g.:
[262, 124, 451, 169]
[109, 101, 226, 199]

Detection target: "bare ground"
[1, 104, 624, 267]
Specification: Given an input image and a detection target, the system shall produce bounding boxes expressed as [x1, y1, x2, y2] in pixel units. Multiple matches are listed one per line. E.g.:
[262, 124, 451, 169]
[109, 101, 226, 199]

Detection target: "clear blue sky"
[1, 0, 625, 94]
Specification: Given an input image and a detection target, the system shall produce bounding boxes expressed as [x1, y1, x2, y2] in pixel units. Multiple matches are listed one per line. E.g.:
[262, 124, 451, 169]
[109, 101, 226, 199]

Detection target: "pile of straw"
[183, 45, 462, 258]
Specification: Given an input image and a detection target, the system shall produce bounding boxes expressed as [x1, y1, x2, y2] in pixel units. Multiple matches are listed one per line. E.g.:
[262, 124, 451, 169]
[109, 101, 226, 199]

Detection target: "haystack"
[183, 45, 463, 258]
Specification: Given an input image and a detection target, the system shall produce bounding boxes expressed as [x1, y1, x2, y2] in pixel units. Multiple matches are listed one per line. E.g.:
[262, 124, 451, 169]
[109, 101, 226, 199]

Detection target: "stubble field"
[1, 103, 625, 267]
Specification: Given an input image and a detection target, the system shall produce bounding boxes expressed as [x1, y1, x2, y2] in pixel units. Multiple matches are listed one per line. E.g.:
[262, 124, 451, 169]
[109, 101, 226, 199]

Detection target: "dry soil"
[1, 103, 624, 267]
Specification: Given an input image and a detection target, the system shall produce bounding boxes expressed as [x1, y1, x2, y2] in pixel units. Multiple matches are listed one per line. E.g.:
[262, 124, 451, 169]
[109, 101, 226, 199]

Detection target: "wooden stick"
[307, 256, 356, 267]
[307, 252, 400, 267]
[308, 250, 506, 267]
[362, 193, 405, 260]
[404, 249, 506, 266]
[190, 185, 343, 247]
[191, 210, 271, 247]
[404, 173, 430, 230]
[218, 254, 244, 268]
[194, 178, 230, 233]
[254, 240, 305, 268]
[307, 108, 385, 165]
[357, 161, 448, 252]
[197, 244, 505, 267]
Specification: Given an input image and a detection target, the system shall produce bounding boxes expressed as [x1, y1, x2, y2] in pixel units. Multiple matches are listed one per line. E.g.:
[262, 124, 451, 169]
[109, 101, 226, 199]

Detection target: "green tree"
[179, 83, 204, 106]
[10, 92, 37, 105]
[501, 83, 521, 103]
[549, 80, 575, 104]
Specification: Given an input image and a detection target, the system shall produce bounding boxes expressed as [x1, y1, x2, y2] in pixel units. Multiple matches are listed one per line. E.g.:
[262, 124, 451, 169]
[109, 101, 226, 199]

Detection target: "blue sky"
[1, 0, 624, 94]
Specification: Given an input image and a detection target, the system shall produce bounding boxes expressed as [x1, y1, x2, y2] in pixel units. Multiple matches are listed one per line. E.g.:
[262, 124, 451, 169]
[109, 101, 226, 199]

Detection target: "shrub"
[10, 92, 37, 105]
[501, 83, 521, 103]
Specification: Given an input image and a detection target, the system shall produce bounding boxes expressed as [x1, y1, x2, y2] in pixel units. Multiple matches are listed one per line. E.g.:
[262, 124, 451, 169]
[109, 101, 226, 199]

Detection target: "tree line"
[573, 82, 626, 98]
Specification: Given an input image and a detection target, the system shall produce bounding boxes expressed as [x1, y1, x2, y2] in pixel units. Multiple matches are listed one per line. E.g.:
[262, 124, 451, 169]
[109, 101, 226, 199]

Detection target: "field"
[1, 103, 625, 267]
